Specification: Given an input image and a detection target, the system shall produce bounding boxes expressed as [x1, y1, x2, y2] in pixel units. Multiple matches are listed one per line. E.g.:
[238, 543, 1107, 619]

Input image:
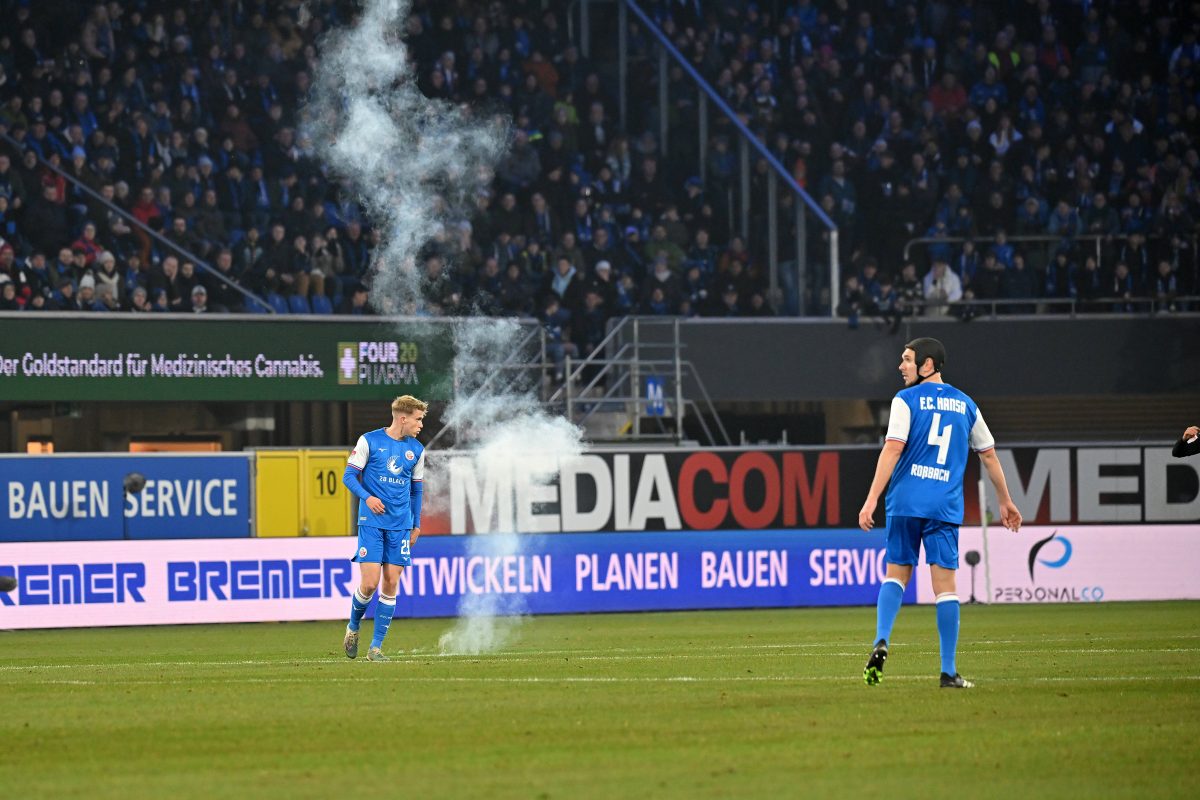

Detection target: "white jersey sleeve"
[347, 435, 369, 470]
[412, 451, 426, 481]
[885, 396, 911, 442]
[969, 410, 996, 452]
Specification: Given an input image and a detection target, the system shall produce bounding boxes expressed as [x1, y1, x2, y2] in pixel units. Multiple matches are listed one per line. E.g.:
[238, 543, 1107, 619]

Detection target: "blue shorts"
[885, 515, 959, 570]
[352, 526, 411, 567]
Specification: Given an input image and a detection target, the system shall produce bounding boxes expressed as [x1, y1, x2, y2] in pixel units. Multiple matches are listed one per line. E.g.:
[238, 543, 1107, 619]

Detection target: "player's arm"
[409, 452, 425, 545]
[859, 396, 910, 531]
[858, 439, 905, 531]
[971, 411, 1021, 531]
[344, 436, 385, 514]
[1173, 425, 1199, 458]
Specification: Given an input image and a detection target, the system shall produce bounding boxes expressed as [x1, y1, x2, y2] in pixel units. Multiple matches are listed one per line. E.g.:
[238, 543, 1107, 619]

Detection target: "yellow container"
[255, 450, 353, 537]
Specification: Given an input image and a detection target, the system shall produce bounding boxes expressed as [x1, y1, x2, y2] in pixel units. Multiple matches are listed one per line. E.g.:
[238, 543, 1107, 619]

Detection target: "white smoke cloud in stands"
[307, 0, 508, 312]
[311, 5, 581, 654]
[435, 317, 583, 655]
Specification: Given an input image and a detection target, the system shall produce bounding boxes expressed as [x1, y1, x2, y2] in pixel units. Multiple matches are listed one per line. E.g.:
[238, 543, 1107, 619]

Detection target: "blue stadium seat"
[287, 294, 311, 314]
[267, 292, 289, 314]
[245, 299, 270, 314]
[311, 294, 334, 314]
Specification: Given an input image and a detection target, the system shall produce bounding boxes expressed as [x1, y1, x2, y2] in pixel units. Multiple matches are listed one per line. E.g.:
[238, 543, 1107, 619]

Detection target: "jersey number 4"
[927, 412, 953, 465]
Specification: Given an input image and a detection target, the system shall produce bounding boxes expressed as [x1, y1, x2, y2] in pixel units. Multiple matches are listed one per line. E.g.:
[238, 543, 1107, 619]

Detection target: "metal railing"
[903, 232, 1198, 274]
[847, 294, 1200, 320]
[0, 131, 272, 312]
[425, 319, 547, 451]
[548, 316, 731, 446]
[615, 0, 840, 317]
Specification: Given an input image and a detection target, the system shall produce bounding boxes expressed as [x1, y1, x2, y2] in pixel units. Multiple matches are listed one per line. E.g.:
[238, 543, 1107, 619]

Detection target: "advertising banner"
[419, 445, 1200, 535]
[425, 450, 868, 534]
[0, 454, 252, 542]
[915, 525, 1200, 604]
[0, 316, 455, 401]
[0, 530, 912, 630]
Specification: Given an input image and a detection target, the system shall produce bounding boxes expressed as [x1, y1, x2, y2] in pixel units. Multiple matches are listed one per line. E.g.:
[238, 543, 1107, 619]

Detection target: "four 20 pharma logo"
[1027, 531, 1073, 581]
[336, 341, 420, 387]
[337, 342, 359, 385]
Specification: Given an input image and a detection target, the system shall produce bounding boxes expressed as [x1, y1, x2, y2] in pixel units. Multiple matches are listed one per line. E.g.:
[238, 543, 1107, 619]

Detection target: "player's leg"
[876, 562, 913, 644]
[345, 528, 384, 659]
[925, 523, 972, 688]
[368, 563, 403, 660]
[866, 516, 918, 685]
[367, 529, 408, 661]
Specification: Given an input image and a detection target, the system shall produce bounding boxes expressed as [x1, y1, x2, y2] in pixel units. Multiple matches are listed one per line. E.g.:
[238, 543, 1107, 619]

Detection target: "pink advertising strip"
[916, 525, 1200, 604]
[0, 537, 359, 630]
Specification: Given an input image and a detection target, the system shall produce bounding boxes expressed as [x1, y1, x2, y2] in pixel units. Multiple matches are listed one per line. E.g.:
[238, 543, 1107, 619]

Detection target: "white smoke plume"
[310, 5, 582, 654]
[436, 317, 583, 655]
[307, 0, 508, 312]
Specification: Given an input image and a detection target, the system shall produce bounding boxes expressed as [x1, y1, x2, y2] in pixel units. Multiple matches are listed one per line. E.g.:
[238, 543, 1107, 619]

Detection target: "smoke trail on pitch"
[435, 317, 583, 655]
[309, 5, 581, 653]
[306, 0, 508, 312]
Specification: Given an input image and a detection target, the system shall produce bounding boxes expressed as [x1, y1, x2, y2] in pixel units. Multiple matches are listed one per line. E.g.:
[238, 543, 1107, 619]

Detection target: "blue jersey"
[344, 429, 426, 530]
[884, 382, 994, 524]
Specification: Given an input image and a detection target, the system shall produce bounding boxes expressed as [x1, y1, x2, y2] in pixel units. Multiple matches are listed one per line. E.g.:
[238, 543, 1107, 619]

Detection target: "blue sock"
[370, 593, 396, 649]
[874, 578, 905, 644]
[347, 588, 371, 632]
[936, 593, 961, 676]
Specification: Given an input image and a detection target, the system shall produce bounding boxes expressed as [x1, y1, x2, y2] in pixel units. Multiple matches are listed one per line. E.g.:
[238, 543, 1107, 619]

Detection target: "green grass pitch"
[1, 602, 1196, 799]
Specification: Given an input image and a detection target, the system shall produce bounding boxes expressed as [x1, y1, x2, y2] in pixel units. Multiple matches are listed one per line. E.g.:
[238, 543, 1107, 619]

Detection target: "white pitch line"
[11, 674, 1200, 688]
[0, 646, 1196, 675]
[1, 644, 1196, 674]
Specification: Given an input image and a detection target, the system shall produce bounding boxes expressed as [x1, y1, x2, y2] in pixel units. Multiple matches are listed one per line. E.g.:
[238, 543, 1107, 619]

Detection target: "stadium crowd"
[0, 0, 1196, 345]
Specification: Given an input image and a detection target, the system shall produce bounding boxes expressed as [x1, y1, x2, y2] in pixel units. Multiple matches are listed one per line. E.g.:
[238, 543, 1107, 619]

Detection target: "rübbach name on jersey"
[910, 463, 951, 482]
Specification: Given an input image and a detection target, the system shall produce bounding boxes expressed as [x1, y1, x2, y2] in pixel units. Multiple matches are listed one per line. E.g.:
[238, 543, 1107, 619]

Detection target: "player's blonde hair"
[391, 395, 428, 415]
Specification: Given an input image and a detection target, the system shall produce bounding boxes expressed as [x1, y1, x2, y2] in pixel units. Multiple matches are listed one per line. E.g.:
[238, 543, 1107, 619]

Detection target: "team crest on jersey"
[358, 546, 367, 558]
[405, 450, 415, 461]
[386, 456, 402, 474]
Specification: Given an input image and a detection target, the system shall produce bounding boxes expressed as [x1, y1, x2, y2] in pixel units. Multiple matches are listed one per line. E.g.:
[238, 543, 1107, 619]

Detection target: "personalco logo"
[1027, 531, 1073, 581]
[386, 457, 402, 475]
[997, 530, 1102, 603]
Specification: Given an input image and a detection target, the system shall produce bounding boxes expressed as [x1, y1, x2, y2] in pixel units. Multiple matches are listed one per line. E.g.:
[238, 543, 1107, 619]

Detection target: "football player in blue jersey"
[858, 338, 1022, 688]
[341, 394, 428, 661]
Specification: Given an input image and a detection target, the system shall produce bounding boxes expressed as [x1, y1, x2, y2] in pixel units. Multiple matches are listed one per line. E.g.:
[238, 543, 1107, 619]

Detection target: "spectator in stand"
[923, 260, 963, 316]
[205, 248, 245, 313]
[541, 294, 577, 382]
[94, 251, 122, 306]
[546, 255, 584, 315]
[338, 283, 372, 315]
[189, 284, 210, 313]
[24, 184, 70, 257]
[1109, 261, 1138, 313]
[0, 281, 20, 311]
[0, 0, 1195, 320]
[149, 255, 185, 311]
